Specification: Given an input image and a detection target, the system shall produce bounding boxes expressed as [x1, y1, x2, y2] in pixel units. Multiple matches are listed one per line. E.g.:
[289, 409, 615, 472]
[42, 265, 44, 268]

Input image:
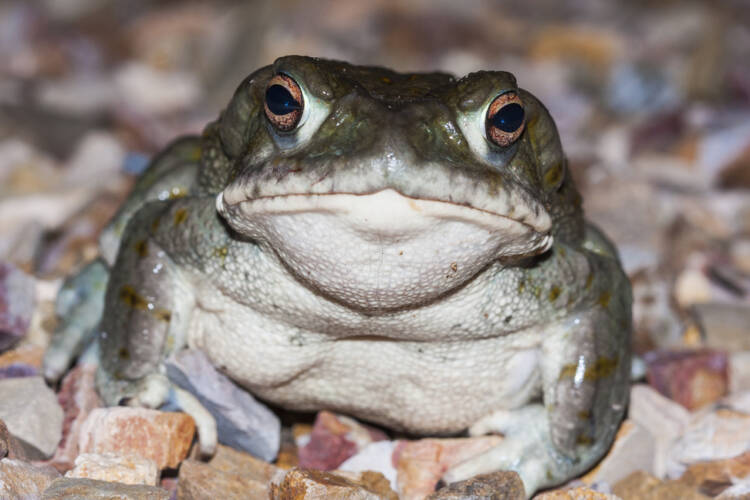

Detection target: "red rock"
[645, 349, 728, 410]
[394, 436, 503, 500]
[49, 363, 103, 471]
[297, 411, 387, 470]
[78, 407, 195, 470]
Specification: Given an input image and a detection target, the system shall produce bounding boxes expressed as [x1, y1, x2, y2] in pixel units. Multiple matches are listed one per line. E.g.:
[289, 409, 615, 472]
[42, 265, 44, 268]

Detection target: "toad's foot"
[442, 405, 560, 498]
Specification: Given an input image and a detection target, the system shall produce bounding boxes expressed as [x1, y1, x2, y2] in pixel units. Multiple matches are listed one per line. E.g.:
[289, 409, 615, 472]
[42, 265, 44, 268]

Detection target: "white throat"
[218, 188, 552, 311]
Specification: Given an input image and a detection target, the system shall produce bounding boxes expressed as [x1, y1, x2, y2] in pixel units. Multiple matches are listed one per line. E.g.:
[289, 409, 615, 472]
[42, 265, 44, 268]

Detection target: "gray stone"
[692, 303, 750, 352]
[628, 384, 690, 477]
[0, 458, 60, 499]
[42, 477, 169, 499]
[580, 420, 655, 486]
[730, 352, 750, 394]
[0, 376, 64, 459]
[0, 419, 27, 460]
[165, 349, 280, 461]
[0, 262, 35, 352]
[0, 362, 38, 379]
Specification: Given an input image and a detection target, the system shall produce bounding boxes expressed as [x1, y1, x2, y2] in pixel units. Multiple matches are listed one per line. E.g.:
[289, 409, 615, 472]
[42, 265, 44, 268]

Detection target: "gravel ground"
[1, 1, 749, 499]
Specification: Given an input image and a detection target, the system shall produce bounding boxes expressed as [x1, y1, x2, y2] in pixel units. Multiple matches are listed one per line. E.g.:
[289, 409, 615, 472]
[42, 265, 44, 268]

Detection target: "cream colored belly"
[189, 298, 544, 434]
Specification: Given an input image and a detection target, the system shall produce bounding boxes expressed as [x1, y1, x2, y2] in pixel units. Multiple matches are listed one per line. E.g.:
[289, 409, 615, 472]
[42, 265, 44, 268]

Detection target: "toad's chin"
[217, 188, 552, 311]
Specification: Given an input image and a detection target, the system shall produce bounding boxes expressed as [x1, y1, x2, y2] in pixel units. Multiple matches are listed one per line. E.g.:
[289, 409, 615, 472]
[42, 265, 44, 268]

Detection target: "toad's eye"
[264, 74, 304, 131]
[485, 92, 525, 147]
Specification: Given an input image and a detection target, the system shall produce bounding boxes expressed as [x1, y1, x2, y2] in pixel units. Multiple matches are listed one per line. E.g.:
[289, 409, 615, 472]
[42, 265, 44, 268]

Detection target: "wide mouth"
[216, 188, 553, 311]
[219, 187, 552, 236]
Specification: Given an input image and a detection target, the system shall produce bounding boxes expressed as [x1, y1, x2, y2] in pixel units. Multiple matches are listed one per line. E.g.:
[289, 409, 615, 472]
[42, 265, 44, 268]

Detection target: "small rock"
[718, 480, 750, 499]
[179, 443, 285, 499]
[41, 477, 169, 499]
[49, 363, 103, 471]
[721, 391, 750, 415]
[65, 452, 159, 486]
[613, 470, 709, 500]
[165, 348, 280, 461]
[580, 420, 655, 486]
[205, 443, 283, 482]
[679, 451, 750, 497]
[339, 441, 398, 491]
[730, 239, 750, 275]
[62, 132, 125, 190]
[529, 25, 622, 72]
[674, 268, 713, 309]
[692, 303, 750, 352]
[0, 375, 64, 459]
[333, 470, 399, 500]
[534, 485, 619, 499]
[630, 270, 683, 352]
[628, 384, 690, 477]
[427, 470, 524, 499]
[298, 411, 388, 470]
[78, 407, 195, 470]
[34, 188, 128, 277]
[0, 362, 37, 378]
[0, 343, 44, 368]
[0, 262, 36, 351]
[270, 468, 396, 500]
[113, 62, 201, 115]
[729, 352, 750, 394]
[160, 476, 178, 498]
[394, 436, 503, 500]
[276, 440, 299, 470]
[0, 458, 60, 499]
[668, 409, 750, 478]
[0, 419, 27, 460]
[611, 470, 661, 499]
[177, 459, 268, 500]
[645, 349, 728, 410]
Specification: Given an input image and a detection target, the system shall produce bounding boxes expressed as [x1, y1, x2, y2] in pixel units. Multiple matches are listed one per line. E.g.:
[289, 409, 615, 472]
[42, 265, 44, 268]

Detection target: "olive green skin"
[45, 56, 632, 496]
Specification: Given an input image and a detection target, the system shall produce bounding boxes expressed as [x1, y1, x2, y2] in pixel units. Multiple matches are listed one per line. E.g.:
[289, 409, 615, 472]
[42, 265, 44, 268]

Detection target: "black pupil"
[265, 84, 301, 115]
[491, 102, 524, 133]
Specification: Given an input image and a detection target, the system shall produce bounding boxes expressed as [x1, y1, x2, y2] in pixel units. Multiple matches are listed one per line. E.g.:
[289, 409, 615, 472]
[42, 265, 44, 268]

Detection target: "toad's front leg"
[442, 303, 631, 497]
[96, 199, 217, 454]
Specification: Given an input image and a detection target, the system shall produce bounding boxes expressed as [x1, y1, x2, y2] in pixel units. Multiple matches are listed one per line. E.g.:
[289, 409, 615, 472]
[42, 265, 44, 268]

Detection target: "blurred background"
[0, 0, 749, 365]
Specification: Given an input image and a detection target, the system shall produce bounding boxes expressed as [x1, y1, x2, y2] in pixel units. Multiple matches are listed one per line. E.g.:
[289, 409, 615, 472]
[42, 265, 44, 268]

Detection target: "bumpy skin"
[45, 56, 631, 496]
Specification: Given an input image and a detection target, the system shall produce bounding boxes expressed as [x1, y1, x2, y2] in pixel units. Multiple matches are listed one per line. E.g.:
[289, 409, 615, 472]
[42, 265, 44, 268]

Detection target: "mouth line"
[219, 188, 550, 234]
